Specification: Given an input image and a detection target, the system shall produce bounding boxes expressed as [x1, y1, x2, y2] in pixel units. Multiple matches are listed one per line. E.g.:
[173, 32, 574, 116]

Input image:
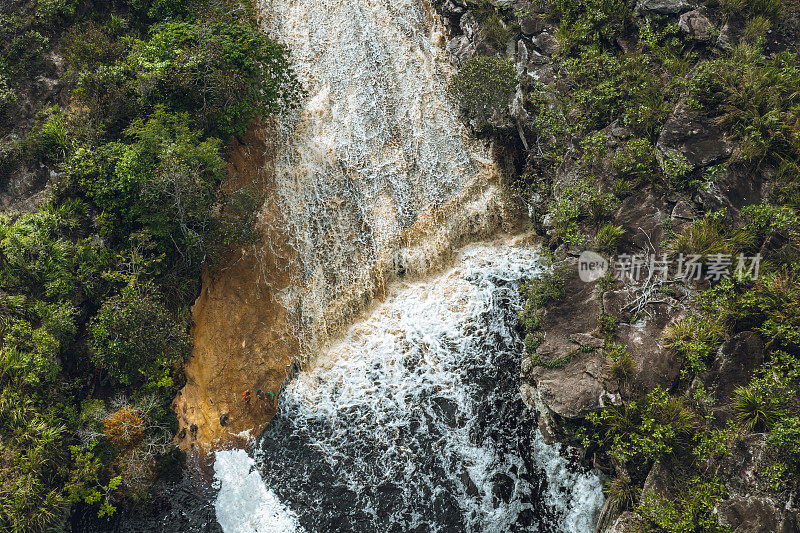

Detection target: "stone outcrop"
[715, 434, 800, 532]
[174, 125, 301, 451]
[636, 0, 692, 15]
[656, 100, 735, 172]
[679, 9, 714, 41]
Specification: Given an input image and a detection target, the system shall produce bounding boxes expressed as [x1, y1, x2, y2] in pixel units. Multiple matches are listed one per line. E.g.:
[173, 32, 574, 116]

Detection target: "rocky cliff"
[434, 0, 800, 531]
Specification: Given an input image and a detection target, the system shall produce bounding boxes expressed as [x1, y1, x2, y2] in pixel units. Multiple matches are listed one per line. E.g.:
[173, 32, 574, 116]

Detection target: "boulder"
[525, 257, 613, 418]
[716, 495, 799, 533]
[438, 0, 467, 16]
[671, 199, 696, 220]
[532, 32, 560, 56]
[531, 351, 607, 418]
[533, 258, 603, 363]
[612, 189, 667, 251]
[605, 512, 646, 533]
[446, 35, 475, 66]
[656, 100, 735, 171]
[678, 9, 714, 41]
[519, 14, 544, 36]
[716, 433, 800, 531]
[636, 0, 692, 15]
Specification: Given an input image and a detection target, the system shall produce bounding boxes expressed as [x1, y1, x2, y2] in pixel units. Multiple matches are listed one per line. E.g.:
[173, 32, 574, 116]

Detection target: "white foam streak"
[213, 449, 301, 533]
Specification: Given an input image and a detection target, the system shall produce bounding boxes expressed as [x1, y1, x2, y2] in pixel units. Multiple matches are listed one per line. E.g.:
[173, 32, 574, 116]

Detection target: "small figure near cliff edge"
[256, 390, 265, 401]
[242, 390, 251, 405]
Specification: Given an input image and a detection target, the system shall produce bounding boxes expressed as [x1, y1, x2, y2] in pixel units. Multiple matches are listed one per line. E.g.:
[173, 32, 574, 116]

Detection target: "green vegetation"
[0, 0, 300, 528]
[638, 477, 730, 533]
[449, 56, 517, 129]
[595, 222, 625, 252]
[502, 2, 800, 528]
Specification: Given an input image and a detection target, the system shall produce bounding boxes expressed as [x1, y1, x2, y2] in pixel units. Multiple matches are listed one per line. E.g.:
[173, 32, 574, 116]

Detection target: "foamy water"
[214, 449, 302, 533]
[214, 239, 604, 532]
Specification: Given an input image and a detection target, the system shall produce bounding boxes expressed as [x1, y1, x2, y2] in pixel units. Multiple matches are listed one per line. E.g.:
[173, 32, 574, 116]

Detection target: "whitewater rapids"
[213, 239, 605, 532]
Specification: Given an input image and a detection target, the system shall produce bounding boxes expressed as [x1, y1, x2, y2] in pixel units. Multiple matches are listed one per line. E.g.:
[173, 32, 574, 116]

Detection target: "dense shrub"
[449, 56, 516, 127]
[89, 282, 189, 387]
[0, 0, 301, 527]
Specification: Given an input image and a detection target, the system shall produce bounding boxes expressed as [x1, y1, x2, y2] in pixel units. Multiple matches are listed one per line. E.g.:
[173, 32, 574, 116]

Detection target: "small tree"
[89, 282, 189, 386]
[103, 406, 145, 449]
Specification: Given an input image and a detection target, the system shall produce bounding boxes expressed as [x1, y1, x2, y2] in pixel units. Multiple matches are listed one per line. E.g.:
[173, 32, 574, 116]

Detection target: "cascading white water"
[255, 0, 510, 354]
[214, 239, 605, 532]
[208, 0, 605, 530]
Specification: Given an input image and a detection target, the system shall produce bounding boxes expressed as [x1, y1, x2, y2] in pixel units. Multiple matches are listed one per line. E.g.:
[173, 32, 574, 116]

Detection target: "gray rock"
[519, 14, 544, 36]
[605, 511, 645, 533]
[459, 11, 481, 42]
[636, 0, 692, 14]
[679, 10, 714, 41]
[656, 100, 734, 171]
[532, 351, 606, 418]
[717, 18, 744, 51]
[446, 35, 475, 66]
[532, 32, 560, 56]
[526, 258, 611, 419]
[572, 333, 605, 349]
[671, 199, 696, 220]
[701, 331, 765, 406]
[642, 461, 673, 500]
[716, 495, 797, 533]
[439, 0, 467, 16]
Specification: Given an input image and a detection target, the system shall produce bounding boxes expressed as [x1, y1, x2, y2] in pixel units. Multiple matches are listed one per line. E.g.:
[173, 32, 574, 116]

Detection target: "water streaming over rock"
[255, 0, 511, 354]
[214, 239, 605, 532]
[96, 0, 607, 529]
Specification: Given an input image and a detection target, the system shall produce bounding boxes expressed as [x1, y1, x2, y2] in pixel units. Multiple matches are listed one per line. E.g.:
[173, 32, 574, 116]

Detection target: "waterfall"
[214, 239, 605, 531]
[205, 0, 605, 530]
[255, 0, 512, 355]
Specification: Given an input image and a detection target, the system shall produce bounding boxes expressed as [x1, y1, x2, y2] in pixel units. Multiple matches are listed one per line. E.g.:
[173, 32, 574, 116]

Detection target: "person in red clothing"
[242, 390, 251, 405]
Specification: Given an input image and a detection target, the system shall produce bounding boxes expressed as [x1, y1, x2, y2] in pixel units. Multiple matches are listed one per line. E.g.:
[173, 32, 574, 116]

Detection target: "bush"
[721, 0, 782, 19]
[605, 474, 637, 513]
[667, 212, 748, 261]
[36, 0, 79, 23]
[663, 315, 724, 376]
[595, 222, 625, 252]
[733, 382, 786, 431]
[605, 342, 635, 385]
[449, 56, 516, 127]
[89, 282, 189, 386]
[548, 179, 619, 246]
[766, 416, 800, 489]
[129, 19, 303, 135]
[688, 45, 800, 165]
[638, 477, 731, 533]
[33, 106, 70, 161]
[589, 387, 699, 471]
[522, 266, 567, 311]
